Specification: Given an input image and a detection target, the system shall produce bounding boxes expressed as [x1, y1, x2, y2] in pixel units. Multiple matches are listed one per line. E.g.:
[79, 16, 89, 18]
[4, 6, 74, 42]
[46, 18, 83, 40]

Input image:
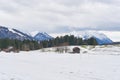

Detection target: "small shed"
[73, 47, 80, 53]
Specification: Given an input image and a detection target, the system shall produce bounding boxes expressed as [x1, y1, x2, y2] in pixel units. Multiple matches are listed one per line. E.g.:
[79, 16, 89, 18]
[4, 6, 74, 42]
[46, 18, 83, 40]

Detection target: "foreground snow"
[0, 46, 120, 80]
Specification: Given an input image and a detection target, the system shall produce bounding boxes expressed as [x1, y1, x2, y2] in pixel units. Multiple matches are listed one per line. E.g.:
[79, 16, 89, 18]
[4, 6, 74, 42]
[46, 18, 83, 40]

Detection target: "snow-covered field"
[0, 45, 120, 80]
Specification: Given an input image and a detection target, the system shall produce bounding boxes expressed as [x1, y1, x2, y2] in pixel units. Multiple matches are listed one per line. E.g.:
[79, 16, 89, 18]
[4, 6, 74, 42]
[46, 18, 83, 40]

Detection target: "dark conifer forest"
[0, 35, 98, 52]
[40, 35, 98, 48]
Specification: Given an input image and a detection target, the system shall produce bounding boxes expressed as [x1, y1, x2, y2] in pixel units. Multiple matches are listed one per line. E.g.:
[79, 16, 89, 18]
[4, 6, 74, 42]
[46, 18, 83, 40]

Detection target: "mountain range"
[0, 26, 113, 45]
[70, 31, 113, 45]
[50, 31, 113, 45]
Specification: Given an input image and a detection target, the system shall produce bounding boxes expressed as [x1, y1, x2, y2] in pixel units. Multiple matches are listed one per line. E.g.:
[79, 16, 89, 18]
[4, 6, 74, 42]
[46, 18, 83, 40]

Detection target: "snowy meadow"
[0, 45, 120, 80]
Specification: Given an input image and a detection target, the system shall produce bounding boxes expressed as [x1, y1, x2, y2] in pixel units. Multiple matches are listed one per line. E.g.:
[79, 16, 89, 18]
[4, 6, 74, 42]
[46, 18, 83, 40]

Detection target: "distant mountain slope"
[0, 26, 113, 44]
[50, 31, 113, 45]
[0, 26, 33, 40]
[70, 31, 113, 45]
[34, 32, 53, 41]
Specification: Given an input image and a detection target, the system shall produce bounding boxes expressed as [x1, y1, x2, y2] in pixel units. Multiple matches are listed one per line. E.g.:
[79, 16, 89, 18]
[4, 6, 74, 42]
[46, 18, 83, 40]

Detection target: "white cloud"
[0, 0, 120, 33]
[100, 31, 120, 42]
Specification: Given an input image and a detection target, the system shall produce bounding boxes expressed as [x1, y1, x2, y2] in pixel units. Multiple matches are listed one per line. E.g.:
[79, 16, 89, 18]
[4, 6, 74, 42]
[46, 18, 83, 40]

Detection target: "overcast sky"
[0, 0, 120, 41]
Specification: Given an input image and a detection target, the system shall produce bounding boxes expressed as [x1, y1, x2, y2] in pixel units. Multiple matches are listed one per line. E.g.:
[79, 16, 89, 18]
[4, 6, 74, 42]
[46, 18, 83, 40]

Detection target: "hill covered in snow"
[0, 45, 120, 80]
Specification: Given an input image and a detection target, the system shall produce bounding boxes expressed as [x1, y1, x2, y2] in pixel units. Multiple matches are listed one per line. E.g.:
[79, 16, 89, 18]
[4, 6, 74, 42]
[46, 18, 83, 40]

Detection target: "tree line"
[40, 35, 98, 48]
[0, 35, 98, 52]
[0, 38, 40, 52]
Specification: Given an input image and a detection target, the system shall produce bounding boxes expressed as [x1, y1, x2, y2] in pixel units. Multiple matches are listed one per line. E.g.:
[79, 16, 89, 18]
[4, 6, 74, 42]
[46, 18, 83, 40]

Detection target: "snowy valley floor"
[0, 46, 120, 80]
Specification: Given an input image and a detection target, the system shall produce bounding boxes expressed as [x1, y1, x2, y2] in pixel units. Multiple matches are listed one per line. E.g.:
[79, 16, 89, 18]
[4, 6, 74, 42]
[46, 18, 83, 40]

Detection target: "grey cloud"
[70, 26, 120, 31]
[0, 0, 120, 33]
[0, 1, 18, 13]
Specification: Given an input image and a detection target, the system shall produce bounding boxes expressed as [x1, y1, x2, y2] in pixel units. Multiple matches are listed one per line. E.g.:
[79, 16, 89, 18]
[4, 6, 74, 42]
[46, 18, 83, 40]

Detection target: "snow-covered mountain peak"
[34, 32, 53, 41]
[70, 31, 108, 39]
[0, 26, 33, 40]
[71, 31, 113, 44]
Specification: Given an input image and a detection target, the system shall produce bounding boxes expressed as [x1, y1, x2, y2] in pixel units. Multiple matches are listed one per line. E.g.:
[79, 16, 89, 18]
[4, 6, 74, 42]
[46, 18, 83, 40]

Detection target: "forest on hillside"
[0, 35, 98, 52]
[40, 35, 98, 48]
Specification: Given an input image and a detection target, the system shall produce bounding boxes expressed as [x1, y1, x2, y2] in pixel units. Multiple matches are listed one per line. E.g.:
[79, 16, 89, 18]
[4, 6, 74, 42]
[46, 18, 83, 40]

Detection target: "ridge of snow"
[8, 28, 24, 37]
[0, 26, 33, 40]
[50, 31, 109, 39]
